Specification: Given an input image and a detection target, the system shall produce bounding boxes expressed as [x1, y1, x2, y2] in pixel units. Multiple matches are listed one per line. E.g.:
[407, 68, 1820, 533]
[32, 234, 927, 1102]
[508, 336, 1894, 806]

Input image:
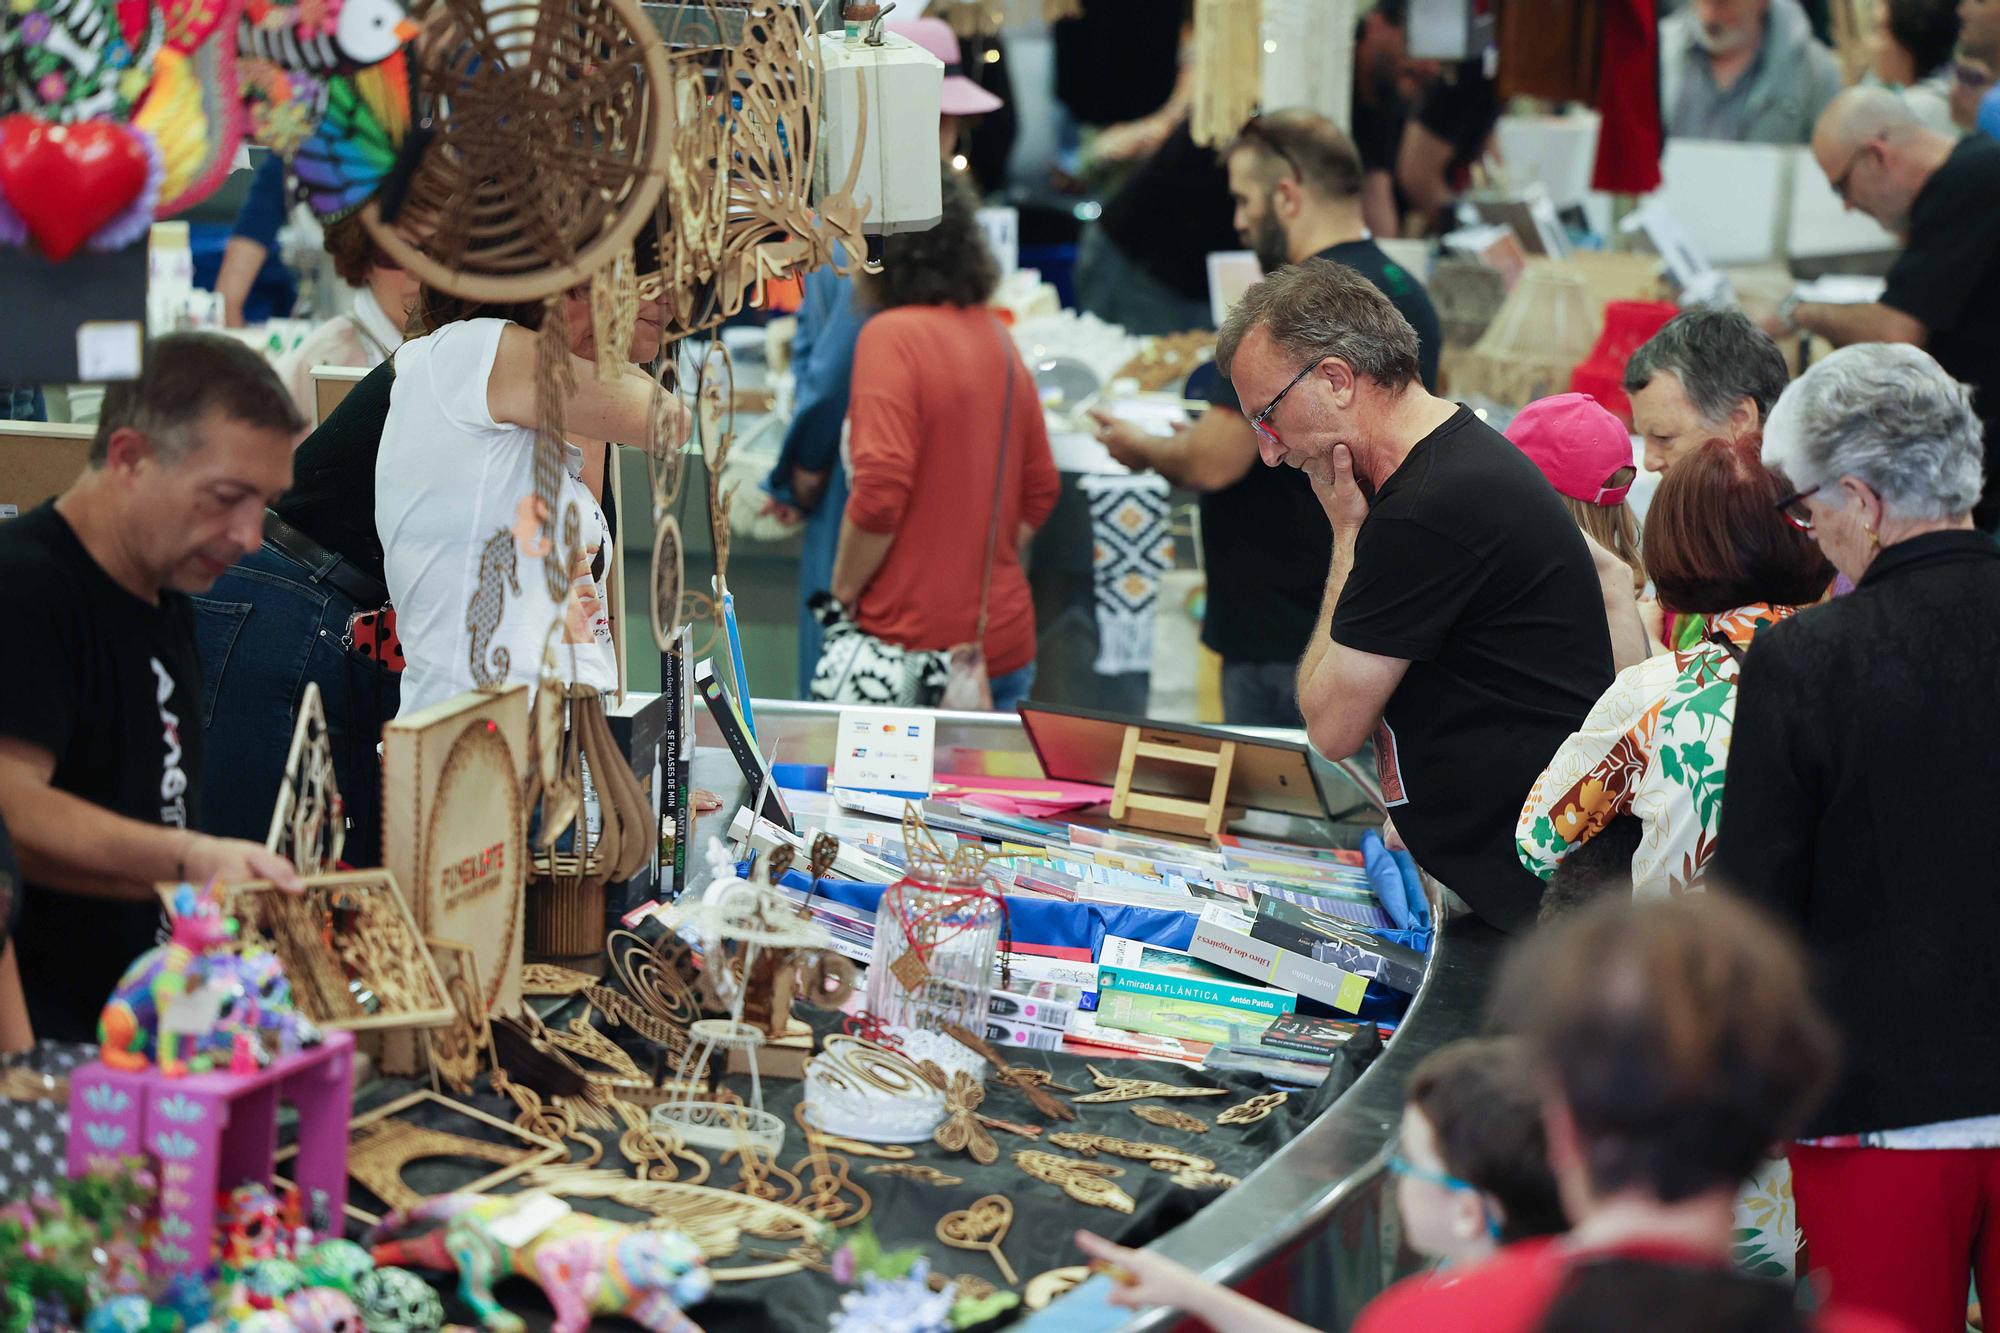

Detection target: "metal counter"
[689, 700, 1503, 1330]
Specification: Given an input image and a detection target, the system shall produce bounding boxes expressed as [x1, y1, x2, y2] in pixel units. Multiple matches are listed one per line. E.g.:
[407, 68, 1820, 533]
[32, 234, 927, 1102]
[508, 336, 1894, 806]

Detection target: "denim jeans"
[989, 661, 1037, 715]
[192, 541, 400, 867]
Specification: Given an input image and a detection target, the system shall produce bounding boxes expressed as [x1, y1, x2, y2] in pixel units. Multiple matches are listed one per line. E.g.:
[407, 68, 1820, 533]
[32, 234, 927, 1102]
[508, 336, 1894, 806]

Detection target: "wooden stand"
[1109, 724, 1242, 841]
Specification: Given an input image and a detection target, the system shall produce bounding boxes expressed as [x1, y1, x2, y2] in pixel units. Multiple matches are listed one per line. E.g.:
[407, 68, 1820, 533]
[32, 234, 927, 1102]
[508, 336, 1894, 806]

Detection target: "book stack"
[1250, 896, 1426, 994]
[1092, 936, 1297, 1045]
[984, 980, 1085, 1051]
[1186, 903, 1370, 1013]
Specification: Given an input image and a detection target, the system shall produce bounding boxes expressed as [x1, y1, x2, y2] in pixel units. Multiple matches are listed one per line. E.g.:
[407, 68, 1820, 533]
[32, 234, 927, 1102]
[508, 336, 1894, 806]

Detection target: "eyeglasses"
[1386, 1153, 1505, 1242]
[1249, 360, 1318, 449]
[1235, 113, 1303, 182]
[1775, 483, 1821, 532]
[1829, 143, 1875, 206]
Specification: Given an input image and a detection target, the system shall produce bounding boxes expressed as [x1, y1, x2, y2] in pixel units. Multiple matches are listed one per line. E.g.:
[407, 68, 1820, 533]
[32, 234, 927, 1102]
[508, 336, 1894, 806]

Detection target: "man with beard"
[1090, 111, 1440, 727]
[1350, 0, 1412, 240]
[1662, 0, 1842, 143]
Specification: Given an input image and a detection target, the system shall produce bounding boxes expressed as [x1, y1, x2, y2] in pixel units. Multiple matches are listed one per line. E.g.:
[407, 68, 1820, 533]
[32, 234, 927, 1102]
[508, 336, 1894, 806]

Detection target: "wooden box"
[380, 686, 530, 1073]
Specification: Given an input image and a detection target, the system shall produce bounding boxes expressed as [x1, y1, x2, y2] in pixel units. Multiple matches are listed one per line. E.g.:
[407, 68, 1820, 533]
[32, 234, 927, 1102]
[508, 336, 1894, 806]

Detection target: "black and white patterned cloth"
[0, 1043, 93, 1199]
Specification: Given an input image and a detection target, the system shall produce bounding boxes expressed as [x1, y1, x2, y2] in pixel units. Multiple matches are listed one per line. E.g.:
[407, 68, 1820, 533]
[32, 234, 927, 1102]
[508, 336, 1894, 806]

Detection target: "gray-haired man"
[1217, 260, 1611, 933]
[1625, 307, 1792, 475]
[0, 333, 305, 1042]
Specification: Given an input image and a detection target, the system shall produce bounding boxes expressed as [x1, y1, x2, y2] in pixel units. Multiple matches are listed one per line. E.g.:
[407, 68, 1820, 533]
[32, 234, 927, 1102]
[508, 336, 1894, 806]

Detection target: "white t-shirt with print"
[377, 317, 616, 719]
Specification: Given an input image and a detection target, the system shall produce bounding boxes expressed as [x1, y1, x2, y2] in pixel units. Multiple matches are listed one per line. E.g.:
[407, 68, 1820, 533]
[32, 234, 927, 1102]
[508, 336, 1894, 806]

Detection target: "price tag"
[486, 1192, 572, 1247]
[890, 948, 931, 994]
[76, 320, 143, 382]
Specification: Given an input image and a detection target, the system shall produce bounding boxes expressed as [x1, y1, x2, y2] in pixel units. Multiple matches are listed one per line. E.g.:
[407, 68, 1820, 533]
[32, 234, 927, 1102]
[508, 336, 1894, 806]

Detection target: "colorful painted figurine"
[81, 1295, 156, 1333]
[352, 1268, 444, 1333]
[368, 1196, 710, 1333]
[287, 1287, 364, 1333]
[100, 882, 241, 1076]
[219, 1183, 294, 1269]
[303, 1240, 376, 1297]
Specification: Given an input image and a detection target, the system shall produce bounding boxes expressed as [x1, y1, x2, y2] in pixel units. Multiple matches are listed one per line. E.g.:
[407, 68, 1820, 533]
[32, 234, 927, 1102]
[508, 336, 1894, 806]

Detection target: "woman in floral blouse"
[1516, 437, 1833, 899]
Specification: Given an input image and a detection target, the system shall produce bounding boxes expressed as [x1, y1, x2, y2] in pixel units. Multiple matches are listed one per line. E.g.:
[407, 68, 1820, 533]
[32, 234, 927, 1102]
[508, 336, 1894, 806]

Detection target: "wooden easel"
[1109, 724, 1242, 841]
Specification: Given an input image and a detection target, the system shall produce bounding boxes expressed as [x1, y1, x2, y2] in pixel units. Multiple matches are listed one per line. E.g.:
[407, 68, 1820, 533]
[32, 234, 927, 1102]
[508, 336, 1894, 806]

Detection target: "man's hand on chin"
[1307, 443, 1370, 538]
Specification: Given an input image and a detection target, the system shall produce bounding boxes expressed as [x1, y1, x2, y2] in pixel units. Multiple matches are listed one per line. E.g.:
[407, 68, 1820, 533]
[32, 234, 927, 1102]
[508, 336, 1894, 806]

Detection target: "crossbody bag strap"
[971, 315, 1018, 647]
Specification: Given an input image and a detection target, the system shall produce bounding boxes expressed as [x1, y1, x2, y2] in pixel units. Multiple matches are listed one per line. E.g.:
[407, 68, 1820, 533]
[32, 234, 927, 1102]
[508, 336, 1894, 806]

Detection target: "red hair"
[1643, 437, 1833, 615]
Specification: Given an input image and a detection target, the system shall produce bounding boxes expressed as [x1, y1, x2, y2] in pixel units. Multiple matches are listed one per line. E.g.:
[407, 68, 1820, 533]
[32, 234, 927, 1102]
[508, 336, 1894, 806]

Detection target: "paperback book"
[1250, 896, 1427, 994]
[1095, 936, 1298, 1019]
[1186, 904, 1369, 1014]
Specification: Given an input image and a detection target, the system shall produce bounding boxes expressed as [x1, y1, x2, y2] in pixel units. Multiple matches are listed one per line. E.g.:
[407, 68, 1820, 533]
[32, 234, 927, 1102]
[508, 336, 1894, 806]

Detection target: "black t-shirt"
[1351, 90, 1408, 177]
[1882, 133, 2000, 528]
[1052, 0, 1183, 129]
[1198, 242, 1444, 665]
[0, 504, 205, 1040]
[1098, 123, 1242, 305]
[273, 357, 395, 585]
[1330, 407, 1612, 933]
[1415, 59, 1501, 192]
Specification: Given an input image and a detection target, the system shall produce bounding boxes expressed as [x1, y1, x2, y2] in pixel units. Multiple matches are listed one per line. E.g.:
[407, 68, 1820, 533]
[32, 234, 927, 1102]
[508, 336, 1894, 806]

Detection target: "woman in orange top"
[827, 176, 1060, 711]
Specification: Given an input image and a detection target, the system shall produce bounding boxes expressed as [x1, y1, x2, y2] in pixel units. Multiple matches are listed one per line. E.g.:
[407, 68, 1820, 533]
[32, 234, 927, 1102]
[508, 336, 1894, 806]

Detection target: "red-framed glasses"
[1775, 483, 1821, 532]
[1249, 360, 1317, 448]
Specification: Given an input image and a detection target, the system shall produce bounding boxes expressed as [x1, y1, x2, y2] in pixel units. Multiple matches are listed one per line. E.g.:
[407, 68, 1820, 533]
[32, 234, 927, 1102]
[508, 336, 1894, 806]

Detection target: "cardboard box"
[0, 421, 92, 518]
[381, 686, 531, 1073]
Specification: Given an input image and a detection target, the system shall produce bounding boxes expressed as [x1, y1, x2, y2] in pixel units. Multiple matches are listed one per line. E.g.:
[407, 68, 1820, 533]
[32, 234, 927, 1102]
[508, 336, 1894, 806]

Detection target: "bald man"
[1768, 86, 2000, 527]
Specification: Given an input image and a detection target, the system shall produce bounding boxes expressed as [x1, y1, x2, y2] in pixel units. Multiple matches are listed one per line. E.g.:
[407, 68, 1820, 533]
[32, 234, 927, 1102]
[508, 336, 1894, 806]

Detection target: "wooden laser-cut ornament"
[1131, 1104, 1210, 1134]
[1216, 1090, 1289, 1126]
[1012, 1150, 1135, 1213]
[266, 682, 346, 875]
[937, 1195, 1018, 1286]
[1071, 1064, 1232, 1105]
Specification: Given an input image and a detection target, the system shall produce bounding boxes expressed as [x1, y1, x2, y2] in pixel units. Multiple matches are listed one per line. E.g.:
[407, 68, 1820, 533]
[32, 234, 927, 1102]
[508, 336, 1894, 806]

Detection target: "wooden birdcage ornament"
[862, 805, 1005, 1039]
[266, 682, 346, 876]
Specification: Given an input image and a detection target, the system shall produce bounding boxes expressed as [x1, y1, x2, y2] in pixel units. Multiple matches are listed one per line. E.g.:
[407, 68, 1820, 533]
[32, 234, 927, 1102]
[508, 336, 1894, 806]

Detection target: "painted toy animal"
[367, 1195, 710, 1333]
[99, 882, 317, 1076]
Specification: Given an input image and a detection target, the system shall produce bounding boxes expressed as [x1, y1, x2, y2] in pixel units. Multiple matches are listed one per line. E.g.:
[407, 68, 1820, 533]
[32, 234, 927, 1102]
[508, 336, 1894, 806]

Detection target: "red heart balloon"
[0, 116, 150, 262]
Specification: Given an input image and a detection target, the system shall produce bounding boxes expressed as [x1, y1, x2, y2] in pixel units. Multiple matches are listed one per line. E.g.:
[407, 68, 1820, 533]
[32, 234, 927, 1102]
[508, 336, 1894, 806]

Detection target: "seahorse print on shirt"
[468, 527, 521, 686]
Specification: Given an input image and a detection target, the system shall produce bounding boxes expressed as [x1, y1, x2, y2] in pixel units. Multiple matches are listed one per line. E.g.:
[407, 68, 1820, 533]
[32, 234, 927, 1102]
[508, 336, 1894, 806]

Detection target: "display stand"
[1109, 724, 1241, 840]
[65, 1032, 355, 1277]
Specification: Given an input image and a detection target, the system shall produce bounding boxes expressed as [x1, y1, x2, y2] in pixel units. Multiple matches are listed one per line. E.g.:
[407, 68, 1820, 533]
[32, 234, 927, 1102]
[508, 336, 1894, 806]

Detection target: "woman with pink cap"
[1505, 393, 1653, 673]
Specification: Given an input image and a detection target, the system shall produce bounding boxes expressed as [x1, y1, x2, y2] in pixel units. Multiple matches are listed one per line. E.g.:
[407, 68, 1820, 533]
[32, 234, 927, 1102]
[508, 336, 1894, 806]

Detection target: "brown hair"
[410, 285, 551, 339]
[323, 213, 391, 288]
[869, 170, 999, 310]
[1216, 258, 1421, 392]
[1491, 896, 1840, 1205]
[1644, 438, 1834, 615]
[92, 332, 305, 466]
[1229, 109, 1365, 201]
[1560, 490, 1645, 591]
[1406, 1036, 1567, 1243]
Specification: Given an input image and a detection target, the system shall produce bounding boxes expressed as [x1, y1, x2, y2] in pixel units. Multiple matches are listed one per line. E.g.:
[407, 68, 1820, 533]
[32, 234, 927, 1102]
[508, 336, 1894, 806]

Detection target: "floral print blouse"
[1516, 603, 1799, 898]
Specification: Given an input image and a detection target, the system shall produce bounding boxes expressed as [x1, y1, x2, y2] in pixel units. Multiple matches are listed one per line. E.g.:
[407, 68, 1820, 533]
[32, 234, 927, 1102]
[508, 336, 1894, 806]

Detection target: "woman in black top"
[1716, 342, 2000, 1333]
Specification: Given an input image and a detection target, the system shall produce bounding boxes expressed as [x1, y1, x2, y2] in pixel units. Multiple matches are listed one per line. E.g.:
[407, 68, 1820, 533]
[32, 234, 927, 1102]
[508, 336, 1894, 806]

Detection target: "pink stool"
[66, 1031, 355, 1277]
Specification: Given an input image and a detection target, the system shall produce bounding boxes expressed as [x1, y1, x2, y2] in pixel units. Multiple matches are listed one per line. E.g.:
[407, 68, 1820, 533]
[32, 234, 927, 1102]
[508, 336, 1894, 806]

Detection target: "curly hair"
[323, 213, 391, 288]
[870, 172, 999, 310]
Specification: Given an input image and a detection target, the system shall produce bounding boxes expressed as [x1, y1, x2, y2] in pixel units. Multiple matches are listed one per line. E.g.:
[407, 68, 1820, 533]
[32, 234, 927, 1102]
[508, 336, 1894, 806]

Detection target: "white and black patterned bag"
[807, 593, 950, 706]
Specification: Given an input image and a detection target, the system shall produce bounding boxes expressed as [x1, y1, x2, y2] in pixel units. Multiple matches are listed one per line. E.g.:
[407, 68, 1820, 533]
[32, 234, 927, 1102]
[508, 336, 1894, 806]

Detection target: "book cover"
[1186, 905, 1368, 1014]
[988, 981, 1083, 1029]
[987, 1019, 1065, 1051]
[662, 634, 687, 896]
[1251, 895, 1426, 994]
[695, 657, 793, 832]
[1095, 937, 1297, 1019]
[1262, 1012, 1367, 1057]
[1089, 989, 1249, 1046]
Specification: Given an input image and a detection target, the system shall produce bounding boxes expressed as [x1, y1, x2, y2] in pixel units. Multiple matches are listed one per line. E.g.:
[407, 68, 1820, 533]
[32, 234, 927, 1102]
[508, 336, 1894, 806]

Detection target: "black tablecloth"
[344, 1015, 1381, 1331]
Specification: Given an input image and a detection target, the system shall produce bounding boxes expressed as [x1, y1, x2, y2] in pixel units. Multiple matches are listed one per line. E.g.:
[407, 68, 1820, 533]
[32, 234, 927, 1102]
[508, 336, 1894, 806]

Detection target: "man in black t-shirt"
[1777, 87, 2000, 527]
[1091, 111, 1442, 729]
[0, 334, 305, 1042]
[1350, 0, 1412, 240]
[1215, 263, 1612, 933]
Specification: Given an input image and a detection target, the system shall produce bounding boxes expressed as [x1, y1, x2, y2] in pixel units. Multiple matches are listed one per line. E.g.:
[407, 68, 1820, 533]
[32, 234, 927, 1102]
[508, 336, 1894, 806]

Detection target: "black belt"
[262, 510, 390, 609]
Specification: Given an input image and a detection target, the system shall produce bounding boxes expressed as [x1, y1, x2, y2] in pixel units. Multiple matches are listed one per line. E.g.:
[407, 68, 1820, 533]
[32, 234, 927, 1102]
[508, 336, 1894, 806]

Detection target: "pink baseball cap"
[889, 17, 1005, 117]
[1506, 393, 1636, 505]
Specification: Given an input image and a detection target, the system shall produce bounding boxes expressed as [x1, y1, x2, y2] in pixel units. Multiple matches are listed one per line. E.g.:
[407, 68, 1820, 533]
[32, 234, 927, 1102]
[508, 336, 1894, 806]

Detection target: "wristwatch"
[1775, 292, 1803, 336]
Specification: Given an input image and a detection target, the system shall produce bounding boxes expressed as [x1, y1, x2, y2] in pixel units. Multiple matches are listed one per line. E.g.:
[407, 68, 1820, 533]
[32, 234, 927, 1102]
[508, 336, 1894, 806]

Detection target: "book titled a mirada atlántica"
[1093, 936, 1297, 1043]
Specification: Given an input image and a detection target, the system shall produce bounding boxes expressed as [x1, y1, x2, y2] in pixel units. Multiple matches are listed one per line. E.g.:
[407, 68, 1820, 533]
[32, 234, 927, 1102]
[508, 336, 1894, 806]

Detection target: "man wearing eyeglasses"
[1767, 86, 2000, 529]
[1088, 111, 1440, 729]
[1215, 263, 1611, 934]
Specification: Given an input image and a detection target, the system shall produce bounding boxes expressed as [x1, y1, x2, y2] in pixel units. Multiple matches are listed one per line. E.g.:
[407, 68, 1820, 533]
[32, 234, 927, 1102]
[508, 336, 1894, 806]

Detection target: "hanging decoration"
[1079, 473, 1174, 677]
[1189, 0, 1261, 148]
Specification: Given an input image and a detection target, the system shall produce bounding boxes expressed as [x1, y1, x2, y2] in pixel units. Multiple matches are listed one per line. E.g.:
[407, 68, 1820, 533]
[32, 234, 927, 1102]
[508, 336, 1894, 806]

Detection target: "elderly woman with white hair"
[1715, 342, 2000, 1333]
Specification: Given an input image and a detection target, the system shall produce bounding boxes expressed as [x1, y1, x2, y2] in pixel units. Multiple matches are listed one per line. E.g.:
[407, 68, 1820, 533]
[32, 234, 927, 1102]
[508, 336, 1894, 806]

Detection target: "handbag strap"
[972, 315, 1018, 646]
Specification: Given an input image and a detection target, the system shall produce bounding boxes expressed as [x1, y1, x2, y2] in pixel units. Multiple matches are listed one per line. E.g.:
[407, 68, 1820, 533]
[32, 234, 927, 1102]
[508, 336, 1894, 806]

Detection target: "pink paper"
[933, 772, 1114, 816]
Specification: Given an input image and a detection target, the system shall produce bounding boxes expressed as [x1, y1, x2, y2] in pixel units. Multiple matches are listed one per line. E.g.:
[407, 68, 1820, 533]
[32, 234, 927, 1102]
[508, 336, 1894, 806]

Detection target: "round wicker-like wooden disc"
[363, 0, 673, 302]
[648, 513, 684, 654]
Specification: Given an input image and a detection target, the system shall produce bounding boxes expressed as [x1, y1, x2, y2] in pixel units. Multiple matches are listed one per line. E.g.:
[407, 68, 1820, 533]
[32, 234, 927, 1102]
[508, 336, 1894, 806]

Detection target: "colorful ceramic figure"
[368, 1196, 710, 1333]
[286, 1286, 364, 1333]
[99, 881, 240, 1076]
[352, 1267, 443, 1333]
[302, 1240, 375, 1297]
[218, 1183, 292, 1269]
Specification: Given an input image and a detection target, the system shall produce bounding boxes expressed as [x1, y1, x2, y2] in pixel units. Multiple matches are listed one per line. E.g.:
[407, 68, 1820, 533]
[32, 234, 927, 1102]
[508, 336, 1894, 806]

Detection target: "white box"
[816, 32, 943, 234]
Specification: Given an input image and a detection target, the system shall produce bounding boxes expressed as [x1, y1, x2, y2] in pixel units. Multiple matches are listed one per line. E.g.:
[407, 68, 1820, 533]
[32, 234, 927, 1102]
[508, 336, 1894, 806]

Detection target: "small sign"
[890, 948, 932, 994]
[831, 707, 934, 799]
[76, 320, 143, 382]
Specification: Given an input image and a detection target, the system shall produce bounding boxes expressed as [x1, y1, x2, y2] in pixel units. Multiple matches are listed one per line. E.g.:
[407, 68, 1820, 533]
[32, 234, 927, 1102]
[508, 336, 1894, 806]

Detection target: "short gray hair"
[91, 332, 304, 467]
[1216, 258, 1421, 392]
[1762, 343, 1985, 521]
[1622, 308, 1790, 426]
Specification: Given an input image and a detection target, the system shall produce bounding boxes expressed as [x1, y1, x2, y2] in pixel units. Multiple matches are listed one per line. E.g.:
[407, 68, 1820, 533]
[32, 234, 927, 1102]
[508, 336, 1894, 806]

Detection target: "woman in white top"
[376, 286, 681, 718]
[274, 214, 420, 420]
